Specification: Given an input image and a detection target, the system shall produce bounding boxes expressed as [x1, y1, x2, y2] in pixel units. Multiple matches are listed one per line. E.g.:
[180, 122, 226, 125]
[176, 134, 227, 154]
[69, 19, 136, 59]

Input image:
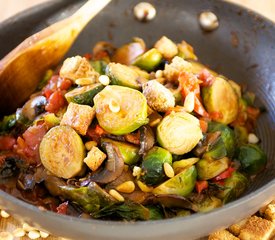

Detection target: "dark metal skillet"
[0, 0, 274, 239]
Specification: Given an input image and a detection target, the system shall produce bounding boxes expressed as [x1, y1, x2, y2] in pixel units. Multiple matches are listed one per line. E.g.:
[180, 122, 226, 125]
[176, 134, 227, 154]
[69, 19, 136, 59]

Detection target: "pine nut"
[75, 77, 95, 86]
[0, 232, 13, 240]
[1, 210, 10, 218]
[108, 98, 120, 113]
[137, 180, 153, 193]
[13, 228, 26, 237]
[39, 230, 50, 238]
[248, 133, 259, 144]
[155, 70, 163, 78]
[23, 223, 35, 232]
[184, 92, 195, 113]
[132, 166, 142, 178]
[116, 181, 135, 193]
[85, 141, 97, 151]
[98, 75, 110, 86]
[164, 162, 175, 178]
[109, 189, 125, 202]
[28, 230, 40, 239]
[199, 11, 219, 31]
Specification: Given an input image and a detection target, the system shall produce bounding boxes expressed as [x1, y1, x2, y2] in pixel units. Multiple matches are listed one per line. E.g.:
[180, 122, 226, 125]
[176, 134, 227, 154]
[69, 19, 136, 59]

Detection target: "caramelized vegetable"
[39, 126, 85, 179]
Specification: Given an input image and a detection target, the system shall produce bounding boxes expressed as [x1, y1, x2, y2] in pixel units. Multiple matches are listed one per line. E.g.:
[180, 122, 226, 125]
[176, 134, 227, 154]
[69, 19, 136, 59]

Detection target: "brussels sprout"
[234, 126, 248, 146]
[152, 165, 197, 197]
[90, 60, 108, 75]
[193, 195, 222, 213]
[237, 144, 267, 175]
[176, 210, 191, 217]
[147, 205, 164, 220]
[157, 112, 203, 155]
[217, 171, 248, 203]
[45, 176, 113, 213]
[141, 146, 173, 185]
[133, 48, 162, 72]
[196, 157, 230, 180]
[93, 201, 150, 220]
[173, 158, 200, 174]
[177, 40, 198, 60]
[202, 77, 238, 124]
[106, 63, 141, 90]
[101, 138, 140, 165]
[0, 114, 16, 133]
[187, 60, 218, 76]
[94, 85, 148, 135]
[208, 122, 235, 158]
[203, 137, 227, 160]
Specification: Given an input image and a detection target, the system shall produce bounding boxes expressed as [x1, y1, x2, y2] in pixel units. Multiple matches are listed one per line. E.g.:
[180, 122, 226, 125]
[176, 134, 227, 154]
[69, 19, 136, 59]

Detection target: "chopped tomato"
[213, 167, 235, 181]
[165, 106, 186, 116]
[56, 201, 68, 215]
[195, 180, 208, 194]
[94, 50, 108, 60]
[199, 119, 208, 133]
[209, 111, 223, 122]
[198, 69, 215, 87]
[0, 135, 16, 151]
[83, 53, 92, 60]
[179, 71, 209, 117]
[246, 106, 260, 120]
[14, 124, 47, 165]
[45, 90, 66, 113]
[57, 78, 72, 91]
[86, 124, 107, 143]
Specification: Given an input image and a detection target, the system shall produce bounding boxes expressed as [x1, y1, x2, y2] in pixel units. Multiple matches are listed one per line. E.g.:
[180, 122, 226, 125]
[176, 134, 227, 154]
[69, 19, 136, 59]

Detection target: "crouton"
[208, 229, 239, 240]
[142, 80, 175, 112]
[154, 36, 178, 59]
[60, 56, 99, 82]
[163, 56, 192, 81]
[229, 219, 248, 236]
[61, 102, 95, 135]
[264, 201, 275, 222]
[84, 146, 107, 171]
[238, 216, 275, 240]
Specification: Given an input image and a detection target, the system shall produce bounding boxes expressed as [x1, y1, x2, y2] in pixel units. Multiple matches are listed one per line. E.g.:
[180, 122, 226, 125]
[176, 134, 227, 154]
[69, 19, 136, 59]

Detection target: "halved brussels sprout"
[196, 157, 230, 180]
[157, 112, 203, 155]
[94, 85, 148, 135]
[141, 146, 172, 185]
[133, 48, 162, 72]
[101, 138, 140, 165]
[106, 63, 141, 90]
[202, 77, 238, 124]
[217, 171, 248, 203]
[173, 158, 200, 174]
[193, 195, 222, 213]
[237, 144, 267, 175]
[152, 165, 197, 197]
[202, 137, 227, 160]
[208, 122, 235, 158]
[234, 126, 248, 146]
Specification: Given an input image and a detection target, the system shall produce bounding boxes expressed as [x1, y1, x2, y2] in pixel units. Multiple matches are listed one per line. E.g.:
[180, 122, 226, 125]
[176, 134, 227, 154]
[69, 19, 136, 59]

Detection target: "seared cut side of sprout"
[39, 126, 85, 179]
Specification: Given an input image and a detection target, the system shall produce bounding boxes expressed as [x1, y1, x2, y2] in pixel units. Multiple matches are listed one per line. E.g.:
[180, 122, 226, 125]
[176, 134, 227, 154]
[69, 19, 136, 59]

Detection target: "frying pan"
[0, 0, 274, 239]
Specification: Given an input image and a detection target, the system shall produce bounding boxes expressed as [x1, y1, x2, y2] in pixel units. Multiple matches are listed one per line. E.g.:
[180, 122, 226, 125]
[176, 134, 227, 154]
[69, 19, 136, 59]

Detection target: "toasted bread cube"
[60, 56, 98, 82]
[61, 103, 95, 135]
[208, 229, 239, 240]
[229, 219, 248, 236]
[84, 146, 107, 171]
[154, 36, 178, 59]
[238, 216, 275, 240]
[264, 201, 275, 223]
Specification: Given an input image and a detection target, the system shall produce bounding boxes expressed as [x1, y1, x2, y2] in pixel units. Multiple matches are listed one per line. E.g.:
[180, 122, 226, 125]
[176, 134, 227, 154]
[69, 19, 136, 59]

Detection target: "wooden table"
[0, 1, 274, 239]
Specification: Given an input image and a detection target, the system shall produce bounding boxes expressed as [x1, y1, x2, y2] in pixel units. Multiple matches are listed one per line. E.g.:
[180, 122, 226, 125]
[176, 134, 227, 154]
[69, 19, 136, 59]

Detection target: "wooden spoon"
[0, 0, 111, 115]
